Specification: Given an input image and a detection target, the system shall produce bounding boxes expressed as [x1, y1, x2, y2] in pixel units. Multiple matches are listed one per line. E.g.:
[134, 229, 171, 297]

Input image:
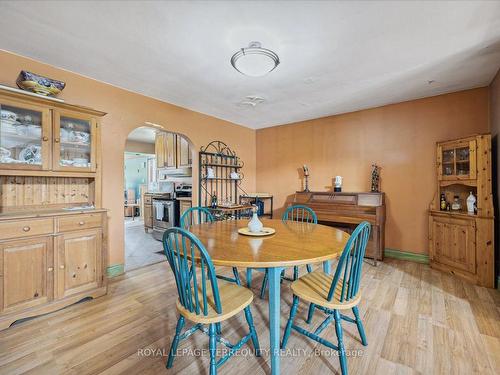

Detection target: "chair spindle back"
[180, 206, 214, 229]
[327, 221, 371, 303]
[282, 205, 318, 224]
[163, 227, 221, 316]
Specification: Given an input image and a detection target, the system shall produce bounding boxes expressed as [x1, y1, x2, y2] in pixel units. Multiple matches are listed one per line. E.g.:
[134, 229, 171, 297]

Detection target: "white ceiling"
[1, 1, 500, 129]
[127, 127, 156, 144]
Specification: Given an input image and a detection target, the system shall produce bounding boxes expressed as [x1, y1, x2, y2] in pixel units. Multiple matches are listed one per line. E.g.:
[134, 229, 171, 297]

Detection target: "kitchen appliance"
[152, 194, 178, 241]
[175, 183, 192, 198]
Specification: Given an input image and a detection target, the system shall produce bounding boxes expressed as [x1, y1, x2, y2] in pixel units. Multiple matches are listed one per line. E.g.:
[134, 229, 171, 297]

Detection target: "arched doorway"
[123, 125, 194, 271]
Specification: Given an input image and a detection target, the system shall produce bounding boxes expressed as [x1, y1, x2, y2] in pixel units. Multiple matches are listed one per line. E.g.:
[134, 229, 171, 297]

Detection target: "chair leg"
[352, 306, 368, 346]
[246, 268, 252, 288]
[166, 316, 185, 369]
[209, 323, 217, 375]
[306, 303, 316, 324]
[333, 310, 348, 375]
[244, 306, 261, 356]
[260, 270, 269, 299]
[232, 267, 241, 286]
[281, 295, 299, 349]
[306, 264, 312, 273]
[215, 322, 222, 335]
[293, 266, 299, 281]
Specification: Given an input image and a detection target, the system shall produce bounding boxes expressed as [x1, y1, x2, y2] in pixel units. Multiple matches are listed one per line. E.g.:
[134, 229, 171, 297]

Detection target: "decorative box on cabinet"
[429, 134, 494, 287]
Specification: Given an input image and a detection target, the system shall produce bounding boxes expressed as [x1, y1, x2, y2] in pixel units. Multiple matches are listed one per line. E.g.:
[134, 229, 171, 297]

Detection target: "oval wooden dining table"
[188, 218, 349, 375]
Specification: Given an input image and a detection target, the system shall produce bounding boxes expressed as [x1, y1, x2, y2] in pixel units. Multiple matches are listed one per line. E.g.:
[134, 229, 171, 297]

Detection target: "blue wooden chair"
[163, 227, 260, 374]
[181, 206, 241, 285]
[247, 205, 318, 299]
[281, 221, 371, 375]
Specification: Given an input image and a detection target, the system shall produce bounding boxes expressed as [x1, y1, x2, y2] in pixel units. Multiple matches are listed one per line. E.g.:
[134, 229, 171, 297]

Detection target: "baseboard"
[107, 263, 125, 278]
[384, 248, 429, 264]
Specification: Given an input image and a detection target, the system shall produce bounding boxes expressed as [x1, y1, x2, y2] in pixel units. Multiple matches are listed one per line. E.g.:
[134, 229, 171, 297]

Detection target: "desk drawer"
[144, 195, 153, 204]
[0, 218, 53, 241]
[57, 213, 102, 232]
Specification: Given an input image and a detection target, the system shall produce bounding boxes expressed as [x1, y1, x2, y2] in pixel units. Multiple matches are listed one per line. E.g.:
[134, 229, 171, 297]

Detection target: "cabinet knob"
[22, 226, 31, 232]
[79, 221, 85, 226]
[42, 136, 49, 142]
[48, 267, 54, 272]
[54, 138, 60, 143]
[60, 265, 65, 269]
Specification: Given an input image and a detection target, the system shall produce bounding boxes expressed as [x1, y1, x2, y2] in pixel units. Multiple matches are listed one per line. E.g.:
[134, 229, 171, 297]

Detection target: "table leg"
[268, 267, 283, 375]
[323, 261, 331, 274]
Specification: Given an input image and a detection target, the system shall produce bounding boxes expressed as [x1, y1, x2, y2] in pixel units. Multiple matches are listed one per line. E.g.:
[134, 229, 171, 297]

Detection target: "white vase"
[466, 192, 476, 214]
[248, 211, 263, 233]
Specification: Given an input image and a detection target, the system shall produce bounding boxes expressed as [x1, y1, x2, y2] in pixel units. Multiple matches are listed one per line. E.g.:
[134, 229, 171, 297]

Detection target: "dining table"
[188, 218, 349, 375]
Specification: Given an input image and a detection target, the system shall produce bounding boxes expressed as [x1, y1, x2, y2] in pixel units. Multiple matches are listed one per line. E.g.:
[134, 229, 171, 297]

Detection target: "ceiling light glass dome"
[230, 42, 280, 77]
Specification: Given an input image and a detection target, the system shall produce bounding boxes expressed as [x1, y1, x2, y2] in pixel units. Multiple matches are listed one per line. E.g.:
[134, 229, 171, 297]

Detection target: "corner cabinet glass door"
[52, 110, 97, 172]
[438, 140, 476, 181]
[0, 99, 51, 170]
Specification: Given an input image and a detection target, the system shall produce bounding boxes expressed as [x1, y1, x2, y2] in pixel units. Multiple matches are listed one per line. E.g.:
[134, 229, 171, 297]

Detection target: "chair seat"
[176, 280, 253, 323]
[290, 271, 361, 310]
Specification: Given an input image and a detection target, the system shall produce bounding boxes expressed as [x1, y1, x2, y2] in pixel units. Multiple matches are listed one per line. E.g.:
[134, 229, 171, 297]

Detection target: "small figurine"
[370, 164, 381, 192]
[303, 165, 310, 192]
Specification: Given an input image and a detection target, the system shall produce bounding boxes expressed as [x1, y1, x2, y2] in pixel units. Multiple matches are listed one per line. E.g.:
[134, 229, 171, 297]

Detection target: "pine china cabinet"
[428, 134, 494, 287]
[0, 86, 108, 330]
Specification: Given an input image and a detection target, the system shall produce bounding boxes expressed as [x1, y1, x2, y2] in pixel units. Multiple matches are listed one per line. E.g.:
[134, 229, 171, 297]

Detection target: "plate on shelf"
[238, 227, 275, 236]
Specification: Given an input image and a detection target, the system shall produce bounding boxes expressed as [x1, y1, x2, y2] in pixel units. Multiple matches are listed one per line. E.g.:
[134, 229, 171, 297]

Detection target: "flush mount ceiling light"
[231, 41, 280, 77]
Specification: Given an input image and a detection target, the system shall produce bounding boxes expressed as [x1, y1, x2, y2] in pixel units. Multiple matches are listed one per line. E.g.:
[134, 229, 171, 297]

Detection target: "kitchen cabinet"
[144, 202, 153, 232]
[155, 133, 192, 169]
[176, 135, 192, 167]
[0, 237, 53, 313]
[179, 199, 192, 223]
[55, 228, 102, 299]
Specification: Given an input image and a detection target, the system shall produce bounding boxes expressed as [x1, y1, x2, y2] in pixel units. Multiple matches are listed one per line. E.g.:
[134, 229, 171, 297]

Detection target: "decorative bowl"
[16, 70, 66, 97]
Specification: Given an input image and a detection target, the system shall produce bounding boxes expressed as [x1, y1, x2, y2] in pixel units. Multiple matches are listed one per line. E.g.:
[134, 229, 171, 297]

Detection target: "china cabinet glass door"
[53, 111, 96, 172]
[0, 99, 50, 170]
[439, 140, 476, 180]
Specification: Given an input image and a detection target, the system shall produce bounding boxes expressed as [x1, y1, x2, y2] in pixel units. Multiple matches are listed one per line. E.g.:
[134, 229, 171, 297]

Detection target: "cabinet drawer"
[0, 218, 54, 241]
[144, 195, 153, 204]
[57, 213, 102, 232]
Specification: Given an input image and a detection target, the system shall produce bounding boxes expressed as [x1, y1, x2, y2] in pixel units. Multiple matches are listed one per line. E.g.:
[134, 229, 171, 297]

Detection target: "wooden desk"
[189, 219, 348, 374]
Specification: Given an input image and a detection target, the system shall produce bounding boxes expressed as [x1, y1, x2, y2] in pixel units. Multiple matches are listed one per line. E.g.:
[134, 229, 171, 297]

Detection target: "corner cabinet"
[0, 86, 108, 330]
[429, 134, 494, 287]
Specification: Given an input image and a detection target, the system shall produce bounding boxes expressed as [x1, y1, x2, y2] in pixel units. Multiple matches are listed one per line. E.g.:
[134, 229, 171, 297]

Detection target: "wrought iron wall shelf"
[199, 141, 248, 219]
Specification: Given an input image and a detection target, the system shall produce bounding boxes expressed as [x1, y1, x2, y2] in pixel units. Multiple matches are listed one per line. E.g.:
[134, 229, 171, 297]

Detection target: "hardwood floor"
[0, 259, 499, 375]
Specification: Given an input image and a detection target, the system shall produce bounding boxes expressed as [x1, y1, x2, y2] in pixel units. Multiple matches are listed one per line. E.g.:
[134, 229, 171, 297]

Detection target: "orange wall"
[489, 69, 500, 277]
[0, 50, 256, 269]
[256, 88, 490, 254]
